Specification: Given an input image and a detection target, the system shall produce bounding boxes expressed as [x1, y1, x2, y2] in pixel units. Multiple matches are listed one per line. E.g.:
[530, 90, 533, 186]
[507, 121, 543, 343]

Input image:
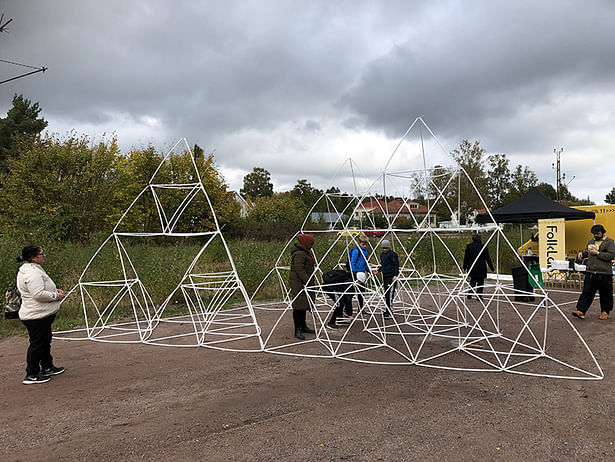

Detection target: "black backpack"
[322, 269, 352, 285]
[4, 284, 21, 319]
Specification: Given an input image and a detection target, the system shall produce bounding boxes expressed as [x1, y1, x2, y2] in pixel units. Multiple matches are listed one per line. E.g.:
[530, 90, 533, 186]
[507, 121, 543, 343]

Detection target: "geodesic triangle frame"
[253, 118, 602, 379]
[54, 139, 263, 351]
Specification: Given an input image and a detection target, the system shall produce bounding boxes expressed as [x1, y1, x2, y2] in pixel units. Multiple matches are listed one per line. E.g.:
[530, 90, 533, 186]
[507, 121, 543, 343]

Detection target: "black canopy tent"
[475, 187, 595, 224]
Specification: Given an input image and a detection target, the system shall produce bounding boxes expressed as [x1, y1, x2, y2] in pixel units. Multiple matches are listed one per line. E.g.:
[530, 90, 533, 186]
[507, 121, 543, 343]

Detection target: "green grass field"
[0, 227, 528, 338]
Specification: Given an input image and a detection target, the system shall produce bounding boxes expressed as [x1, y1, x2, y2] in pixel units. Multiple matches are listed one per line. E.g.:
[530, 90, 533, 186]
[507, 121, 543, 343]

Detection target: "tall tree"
[325, 186, 353, 215]
[291, 179, 322, 209]
[427, 165, 455, 221]
[506, 165, 538, 202]
[486, 153, 511, 209]
[0, 94, 48, 173]
[451, 140, 488, 223]
[536, 182, 557, 200]
[559, 184, 593, 205]
[240, 167, 273, 199]
[606, 188, 615, 204]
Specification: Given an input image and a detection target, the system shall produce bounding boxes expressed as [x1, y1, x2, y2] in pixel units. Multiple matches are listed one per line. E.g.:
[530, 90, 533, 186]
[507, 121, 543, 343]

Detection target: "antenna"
[0, 17, 48, 85]
[0, 14, 13, 33]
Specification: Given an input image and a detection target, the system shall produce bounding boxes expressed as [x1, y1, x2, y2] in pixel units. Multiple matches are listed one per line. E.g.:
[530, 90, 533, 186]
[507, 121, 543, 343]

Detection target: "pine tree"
[0, 94, 48, 173]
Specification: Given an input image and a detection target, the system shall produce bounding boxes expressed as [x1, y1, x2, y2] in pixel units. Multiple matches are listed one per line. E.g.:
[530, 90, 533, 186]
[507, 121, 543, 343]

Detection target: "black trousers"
[383, 277, 396, 312]
[328, 293, 352, 324]
[22, 313, 56, 376]
[576, 272, 613, 314]
[469, 277, 485, 298]
[293, 310, 307, 330]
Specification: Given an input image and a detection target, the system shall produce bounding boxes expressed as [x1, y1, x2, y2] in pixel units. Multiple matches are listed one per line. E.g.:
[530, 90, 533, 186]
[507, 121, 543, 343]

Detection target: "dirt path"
[1, 289, 614, 461]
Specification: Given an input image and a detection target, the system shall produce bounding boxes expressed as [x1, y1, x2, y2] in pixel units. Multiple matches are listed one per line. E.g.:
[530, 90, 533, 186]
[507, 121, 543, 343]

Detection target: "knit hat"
[591, 224, 606, 234]
[381, 239, 391, 249]
[297, 233, 315, 250]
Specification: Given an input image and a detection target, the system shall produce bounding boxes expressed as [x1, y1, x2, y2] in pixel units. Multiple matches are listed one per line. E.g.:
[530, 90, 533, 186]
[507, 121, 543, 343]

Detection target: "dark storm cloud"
[1, 0, 369, 138]
[1, 1, 614, 201]
[341, 0, 615, 150]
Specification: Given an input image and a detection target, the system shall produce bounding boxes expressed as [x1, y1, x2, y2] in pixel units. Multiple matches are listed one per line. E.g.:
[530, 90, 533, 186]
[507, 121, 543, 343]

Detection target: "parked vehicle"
[364, 229, 386, 237]
[337, 228, 360, 237]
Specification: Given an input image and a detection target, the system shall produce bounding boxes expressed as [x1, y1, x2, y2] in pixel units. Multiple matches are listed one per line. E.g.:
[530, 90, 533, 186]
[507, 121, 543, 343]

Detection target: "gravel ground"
[1, 288, 614, 461]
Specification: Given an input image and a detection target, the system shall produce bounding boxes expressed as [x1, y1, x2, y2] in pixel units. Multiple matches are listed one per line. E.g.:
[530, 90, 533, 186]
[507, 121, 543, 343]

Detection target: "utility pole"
[552, 147, 563, 201]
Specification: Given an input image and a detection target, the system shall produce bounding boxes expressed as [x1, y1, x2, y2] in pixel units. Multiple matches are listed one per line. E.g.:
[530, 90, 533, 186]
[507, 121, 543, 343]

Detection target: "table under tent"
[475, 187, 595, 295]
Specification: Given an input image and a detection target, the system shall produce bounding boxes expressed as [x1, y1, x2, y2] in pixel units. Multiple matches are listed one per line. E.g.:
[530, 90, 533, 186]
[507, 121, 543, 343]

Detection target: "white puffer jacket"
[16, 262, 61, 321]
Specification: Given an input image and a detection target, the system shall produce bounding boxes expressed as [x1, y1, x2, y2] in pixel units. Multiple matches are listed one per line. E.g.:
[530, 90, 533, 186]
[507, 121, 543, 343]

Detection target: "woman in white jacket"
[16, 245, 66, 384]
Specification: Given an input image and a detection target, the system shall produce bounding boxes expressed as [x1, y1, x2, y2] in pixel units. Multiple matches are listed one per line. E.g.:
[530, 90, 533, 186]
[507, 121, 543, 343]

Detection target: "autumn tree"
[0, 133, 120, 241]
[236, 192, 308, 240]
[0, 135, 236, 240]
[112, 146, 237, 233]
[241, 167, 273, 199]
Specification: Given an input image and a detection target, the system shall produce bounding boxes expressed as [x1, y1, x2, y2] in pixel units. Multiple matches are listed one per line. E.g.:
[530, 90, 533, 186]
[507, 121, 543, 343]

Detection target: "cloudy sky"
[1, 0, 614, 202]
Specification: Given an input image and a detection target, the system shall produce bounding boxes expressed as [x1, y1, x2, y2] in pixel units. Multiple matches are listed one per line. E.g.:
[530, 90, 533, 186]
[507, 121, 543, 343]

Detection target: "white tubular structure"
[54, 139, 263, 352]
[253, 118, 602, 380]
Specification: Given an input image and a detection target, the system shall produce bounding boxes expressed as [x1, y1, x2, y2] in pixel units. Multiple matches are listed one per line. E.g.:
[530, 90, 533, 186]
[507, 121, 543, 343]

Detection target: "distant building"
[311, 211, 345, 229]
[355, 197, 437, 227]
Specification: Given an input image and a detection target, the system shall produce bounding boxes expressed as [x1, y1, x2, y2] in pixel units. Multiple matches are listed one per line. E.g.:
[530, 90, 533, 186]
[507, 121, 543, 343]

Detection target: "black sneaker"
[42, 366, 65, 376]
[326, 323, 340, 330]
[302, 326, 315, 334]
[383, 311, 392, 318]
[23, 374, 51, 385]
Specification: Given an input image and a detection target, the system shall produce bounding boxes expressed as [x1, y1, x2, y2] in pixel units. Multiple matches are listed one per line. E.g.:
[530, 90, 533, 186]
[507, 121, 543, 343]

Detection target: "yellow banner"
[538, 218, 566, 268]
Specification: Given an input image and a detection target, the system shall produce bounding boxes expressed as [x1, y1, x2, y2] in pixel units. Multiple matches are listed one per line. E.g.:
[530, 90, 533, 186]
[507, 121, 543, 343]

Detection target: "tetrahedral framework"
[54, 139, 263, 352]
[252, 117, 603, 380]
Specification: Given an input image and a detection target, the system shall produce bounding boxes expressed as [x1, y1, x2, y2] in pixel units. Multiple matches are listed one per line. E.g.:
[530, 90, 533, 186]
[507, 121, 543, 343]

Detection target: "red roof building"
[355, 197, 437, 226]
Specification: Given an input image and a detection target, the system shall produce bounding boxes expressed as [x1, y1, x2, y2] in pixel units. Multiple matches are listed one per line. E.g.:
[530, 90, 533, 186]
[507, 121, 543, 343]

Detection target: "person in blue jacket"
[372, 239, 399, 318]
[347, 233, 370, 316]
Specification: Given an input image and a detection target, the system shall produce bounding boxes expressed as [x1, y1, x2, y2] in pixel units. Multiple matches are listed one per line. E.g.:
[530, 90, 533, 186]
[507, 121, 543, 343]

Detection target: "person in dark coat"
[372, 239, 399, 318]
[289, 233, 316, 340]
[462, 233, 494, 300]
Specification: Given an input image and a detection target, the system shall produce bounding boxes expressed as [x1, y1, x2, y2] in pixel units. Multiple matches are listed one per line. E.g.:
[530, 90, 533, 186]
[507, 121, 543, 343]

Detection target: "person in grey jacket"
[572, 224, 615, 320]
[16, 245, 66, 384]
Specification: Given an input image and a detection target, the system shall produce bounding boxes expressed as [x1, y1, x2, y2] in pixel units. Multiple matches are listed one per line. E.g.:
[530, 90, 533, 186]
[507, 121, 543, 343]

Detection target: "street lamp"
[552, 147, 563, 201]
